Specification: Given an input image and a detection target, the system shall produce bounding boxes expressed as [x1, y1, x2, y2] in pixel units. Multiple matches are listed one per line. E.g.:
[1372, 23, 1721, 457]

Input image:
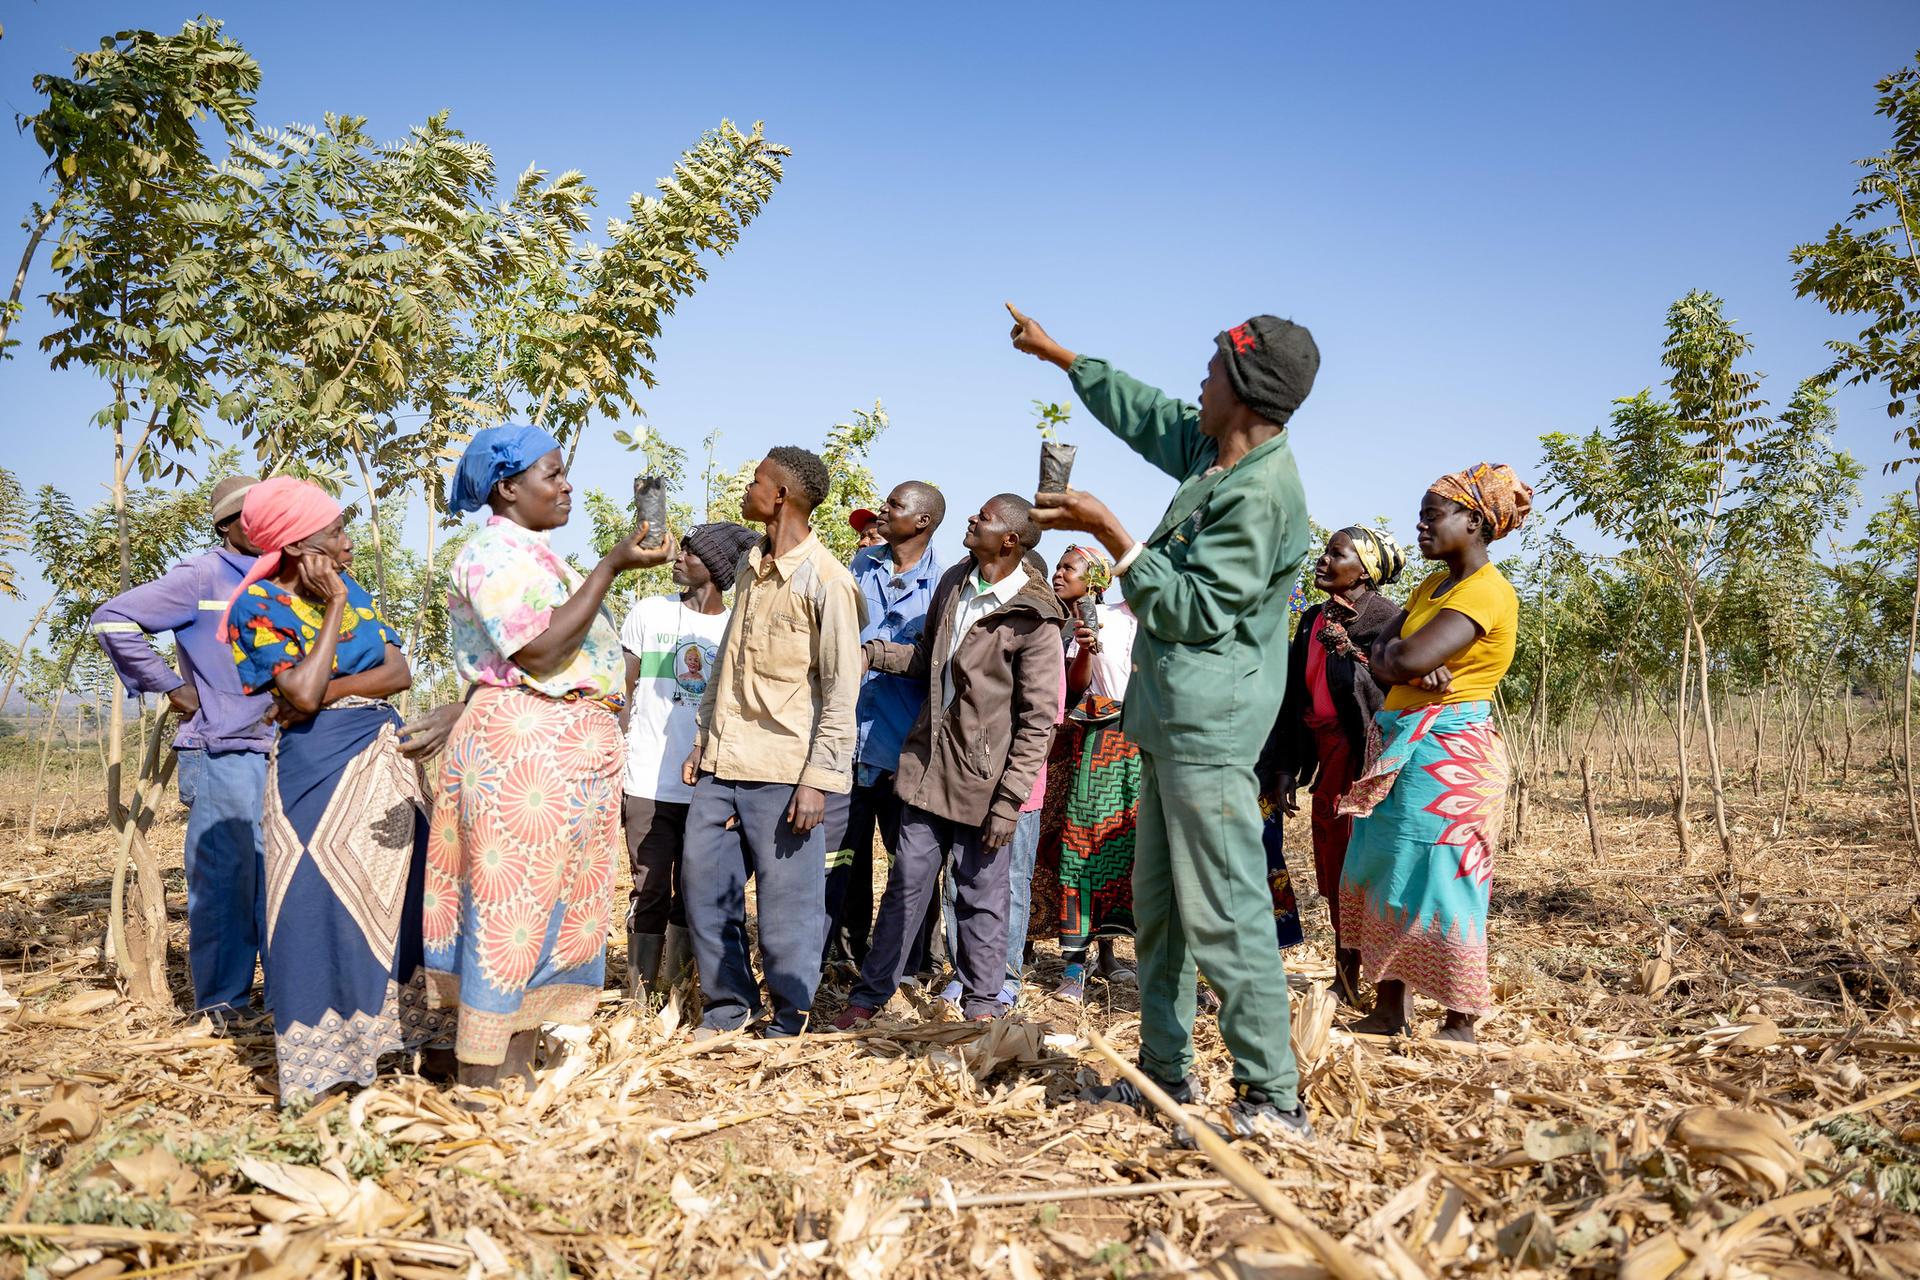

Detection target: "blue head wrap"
[450, 425, 564, 516]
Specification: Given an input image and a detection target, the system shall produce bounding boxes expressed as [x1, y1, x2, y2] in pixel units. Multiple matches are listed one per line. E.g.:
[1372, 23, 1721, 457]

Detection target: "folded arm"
[1370, 610, 1479, 685]
[320, 643, 412, 705]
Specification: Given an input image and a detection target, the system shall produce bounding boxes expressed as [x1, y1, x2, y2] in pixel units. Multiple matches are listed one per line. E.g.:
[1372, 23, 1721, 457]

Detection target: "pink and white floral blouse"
[447, 516, 624, 701]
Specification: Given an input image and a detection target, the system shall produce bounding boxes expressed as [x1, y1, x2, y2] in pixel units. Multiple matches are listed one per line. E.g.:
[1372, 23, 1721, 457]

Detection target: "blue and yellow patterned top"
[229, 572, 398, 696]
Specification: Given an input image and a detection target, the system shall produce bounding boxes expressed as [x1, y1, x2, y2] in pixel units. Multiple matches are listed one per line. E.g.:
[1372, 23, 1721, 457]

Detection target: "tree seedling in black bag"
[1034, 399, 1076, 493]
[632, 474, 667, 548]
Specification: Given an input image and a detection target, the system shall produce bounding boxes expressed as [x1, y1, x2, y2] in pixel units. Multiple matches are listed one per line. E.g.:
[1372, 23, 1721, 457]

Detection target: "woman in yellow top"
[1336, 463, 1530, 1043]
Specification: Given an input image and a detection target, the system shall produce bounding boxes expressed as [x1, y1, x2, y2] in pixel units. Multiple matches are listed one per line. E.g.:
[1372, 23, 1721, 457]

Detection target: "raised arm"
[268, 559, 350, 716]
[514, 524, 675, 677]
[1007, 304, 1204, 481]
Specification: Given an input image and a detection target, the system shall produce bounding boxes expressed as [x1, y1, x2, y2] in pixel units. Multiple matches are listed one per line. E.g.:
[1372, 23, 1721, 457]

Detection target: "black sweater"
[1255, 593, 1400, 794]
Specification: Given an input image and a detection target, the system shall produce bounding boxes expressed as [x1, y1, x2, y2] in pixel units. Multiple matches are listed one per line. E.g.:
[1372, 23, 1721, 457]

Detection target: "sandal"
[1052, 964, 1087, 1005]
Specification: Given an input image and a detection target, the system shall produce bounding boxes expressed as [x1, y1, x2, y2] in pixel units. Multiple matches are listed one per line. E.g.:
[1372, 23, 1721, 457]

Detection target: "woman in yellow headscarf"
[1339, 464, 1531, 1043]
[1259, 525, 1407, 1004]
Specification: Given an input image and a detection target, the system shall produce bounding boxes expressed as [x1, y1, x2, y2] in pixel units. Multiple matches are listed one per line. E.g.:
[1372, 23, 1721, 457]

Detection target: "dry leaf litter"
[2, 771, 1919, 1278]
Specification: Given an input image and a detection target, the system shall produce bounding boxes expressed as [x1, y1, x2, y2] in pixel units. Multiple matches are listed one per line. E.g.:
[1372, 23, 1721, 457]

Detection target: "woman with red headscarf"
[221, 476, 449, 1104]
[1339, 463, 1531, 1044]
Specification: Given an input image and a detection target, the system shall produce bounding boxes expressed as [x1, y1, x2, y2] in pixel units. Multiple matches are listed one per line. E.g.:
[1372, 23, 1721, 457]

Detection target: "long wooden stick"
[1084, 1029, 1372, 1280]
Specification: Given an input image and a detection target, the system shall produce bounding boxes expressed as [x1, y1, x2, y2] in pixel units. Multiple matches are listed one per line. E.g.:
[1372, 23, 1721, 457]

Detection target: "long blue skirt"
[262, 701, 449, 1104]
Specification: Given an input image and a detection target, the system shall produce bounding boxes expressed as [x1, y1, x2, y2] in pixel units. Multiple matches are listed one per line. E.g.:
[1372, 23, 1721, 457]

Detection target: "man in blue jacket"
[824, 481, 945, 970]
[91, 475, 270, 1018]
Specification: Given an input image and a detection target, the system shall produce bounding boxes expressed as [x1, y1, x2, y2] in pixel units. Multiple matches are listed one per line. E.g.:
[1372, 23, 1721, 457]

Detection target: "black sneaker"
[1079, 1071, 1196, 1112]
[1226, 1084, 1312, 1140]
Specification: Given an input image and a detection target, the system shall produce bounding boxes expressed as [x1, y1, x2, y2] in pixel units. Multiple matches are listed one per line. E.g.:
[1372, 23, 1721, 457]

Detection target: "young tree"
[0, 466, 27, 602]
[1540, 292, 1772, 867]
[1792, 49, 1920, 853]
[17, 18, 260, 826]
[812, 402, 889, 563]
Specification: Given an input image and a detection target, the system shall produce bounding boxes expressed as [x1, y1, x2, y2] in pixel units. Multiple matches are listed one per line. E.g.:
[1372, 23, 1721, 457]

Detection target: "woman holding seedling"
[1339, 464, 1529, 1043]
[1259, 526, 1409, 1004]
[1049, 544, 1143, 1003]
[428, 426, 670, 1087]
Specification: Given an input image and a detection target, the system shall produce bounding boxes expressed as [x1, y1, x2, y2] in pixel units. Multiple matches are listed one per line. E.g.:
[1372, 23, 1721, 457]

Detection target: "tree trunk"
[351, 444, 389, 613]
[105, 414, 131, 830]
[1580, 754, 1603, 867]
[1673, 625, 1695, 865]
[1907, 481, 1920, 859]
[1841, 686, 1855, 785]
[107, 709, 177, 1006]
[25, 685, 68, 845]
[1688, 612, 1736, 868]
[52, 700, 85, 840]
[1511, 776, 1530, 847]
[401, 483, 441, 718]
[0, 204, 57, 358]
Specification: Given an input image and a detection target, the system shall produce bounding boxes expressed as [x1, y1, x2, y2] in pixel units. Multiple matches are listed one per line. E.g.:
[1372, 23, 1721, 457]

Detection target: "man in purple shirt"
[91, 475, 273, 1018]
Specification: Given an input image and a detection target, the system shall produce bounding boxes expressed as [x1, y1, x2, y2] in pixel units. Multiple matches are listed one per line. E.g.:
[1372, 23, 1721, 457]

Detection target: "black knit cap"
[683, 522, 760, 590]
[1215, 316, 1320, 426]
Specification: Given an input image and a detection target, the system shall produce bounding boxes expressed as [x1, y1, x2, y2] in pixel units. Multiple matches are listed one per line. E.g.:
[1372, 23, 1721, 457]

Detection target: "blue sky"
[1, 2, 1915, 636]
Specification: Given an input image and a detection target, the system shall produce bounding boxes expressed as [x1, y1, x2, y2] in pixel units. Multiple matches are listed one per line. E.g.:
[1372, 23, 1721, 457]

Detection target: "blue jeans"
[176, 748, 268, 1015]
[682, 775, 827, 1037]
[941, 807, 1040, 994]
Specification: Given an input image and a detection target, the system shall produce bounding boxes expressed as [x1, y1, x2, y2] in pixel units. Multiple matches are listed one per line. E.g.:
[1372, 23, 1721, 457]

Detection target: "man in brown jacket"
[833, 494, 1065, 1024]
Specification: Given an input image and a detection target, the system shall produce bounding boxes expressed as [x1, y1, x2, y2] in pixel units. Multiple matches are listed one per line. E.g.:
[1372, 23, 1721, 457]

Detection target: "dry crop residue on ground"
[3, 765, 1920, 1278]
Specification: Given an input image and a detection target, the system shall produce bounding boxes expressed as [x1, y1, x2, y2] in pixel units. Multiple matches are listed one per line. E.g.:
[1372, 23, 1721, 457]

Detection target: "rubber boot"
[660, 923, 695, 991]
[627, 930, 665, 1005]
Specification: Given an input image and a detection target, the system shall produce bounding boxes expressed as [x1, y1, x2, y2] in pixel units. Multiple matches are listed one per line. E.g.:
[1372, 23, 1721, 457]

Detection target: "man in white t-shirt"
[619, 520, 761, 1004]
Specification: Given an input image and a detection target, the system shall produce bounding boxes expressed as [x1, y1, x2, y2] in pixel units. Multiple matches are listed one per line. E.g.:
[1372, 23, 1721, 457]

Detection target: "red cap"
[848, 508, 878, 532]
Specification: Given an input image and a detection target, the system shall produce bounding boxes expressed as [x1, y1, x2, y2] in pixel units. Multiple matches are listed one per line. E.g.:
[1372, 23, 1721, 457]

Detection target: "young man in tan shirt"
[683, 446, 863, 1038]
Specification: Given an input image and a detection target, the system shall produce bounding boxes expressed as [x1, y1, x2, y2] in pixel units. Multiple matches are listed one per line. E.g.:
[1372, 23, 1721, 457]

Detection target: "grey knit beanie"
[684, 522, 760, 590]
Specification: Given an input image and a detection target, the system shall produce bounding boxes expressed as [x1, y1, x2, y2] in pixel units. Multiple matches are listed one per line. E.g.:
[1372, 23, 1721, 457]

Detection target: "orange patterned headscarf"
[1431, 463, 1532, 541]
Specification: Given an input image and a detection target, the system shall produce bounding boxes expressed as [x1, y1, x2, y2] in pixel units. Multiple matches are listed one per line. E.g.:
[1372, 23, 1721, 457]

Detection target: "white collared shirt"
[942, 567, 1025, 707]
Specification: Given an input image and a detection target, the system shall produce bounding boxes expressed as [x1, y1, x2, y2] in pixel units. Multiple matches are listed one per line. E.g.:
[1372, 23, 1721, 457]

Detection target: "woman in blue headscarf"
[423, 426, 671, 1088]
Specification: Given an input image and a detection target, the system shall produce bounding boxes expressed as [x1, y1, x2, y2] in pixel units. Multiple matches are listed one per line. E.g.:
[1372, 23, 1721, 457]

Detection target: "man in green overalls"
[1011, 303, 1315, 1138]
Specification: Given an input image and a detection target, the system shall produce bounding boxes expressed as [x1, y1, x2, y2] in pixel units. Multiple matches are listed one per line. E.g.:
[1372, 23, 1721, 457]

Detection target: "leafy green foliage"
[1791, 49, 1920, 465]
[813, 402, 889, 563]
[26, 18, 263, 487]
[0, 467, 28, 600]
[1031, 399, 1071, 441]
[11, 17, 790, 622]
